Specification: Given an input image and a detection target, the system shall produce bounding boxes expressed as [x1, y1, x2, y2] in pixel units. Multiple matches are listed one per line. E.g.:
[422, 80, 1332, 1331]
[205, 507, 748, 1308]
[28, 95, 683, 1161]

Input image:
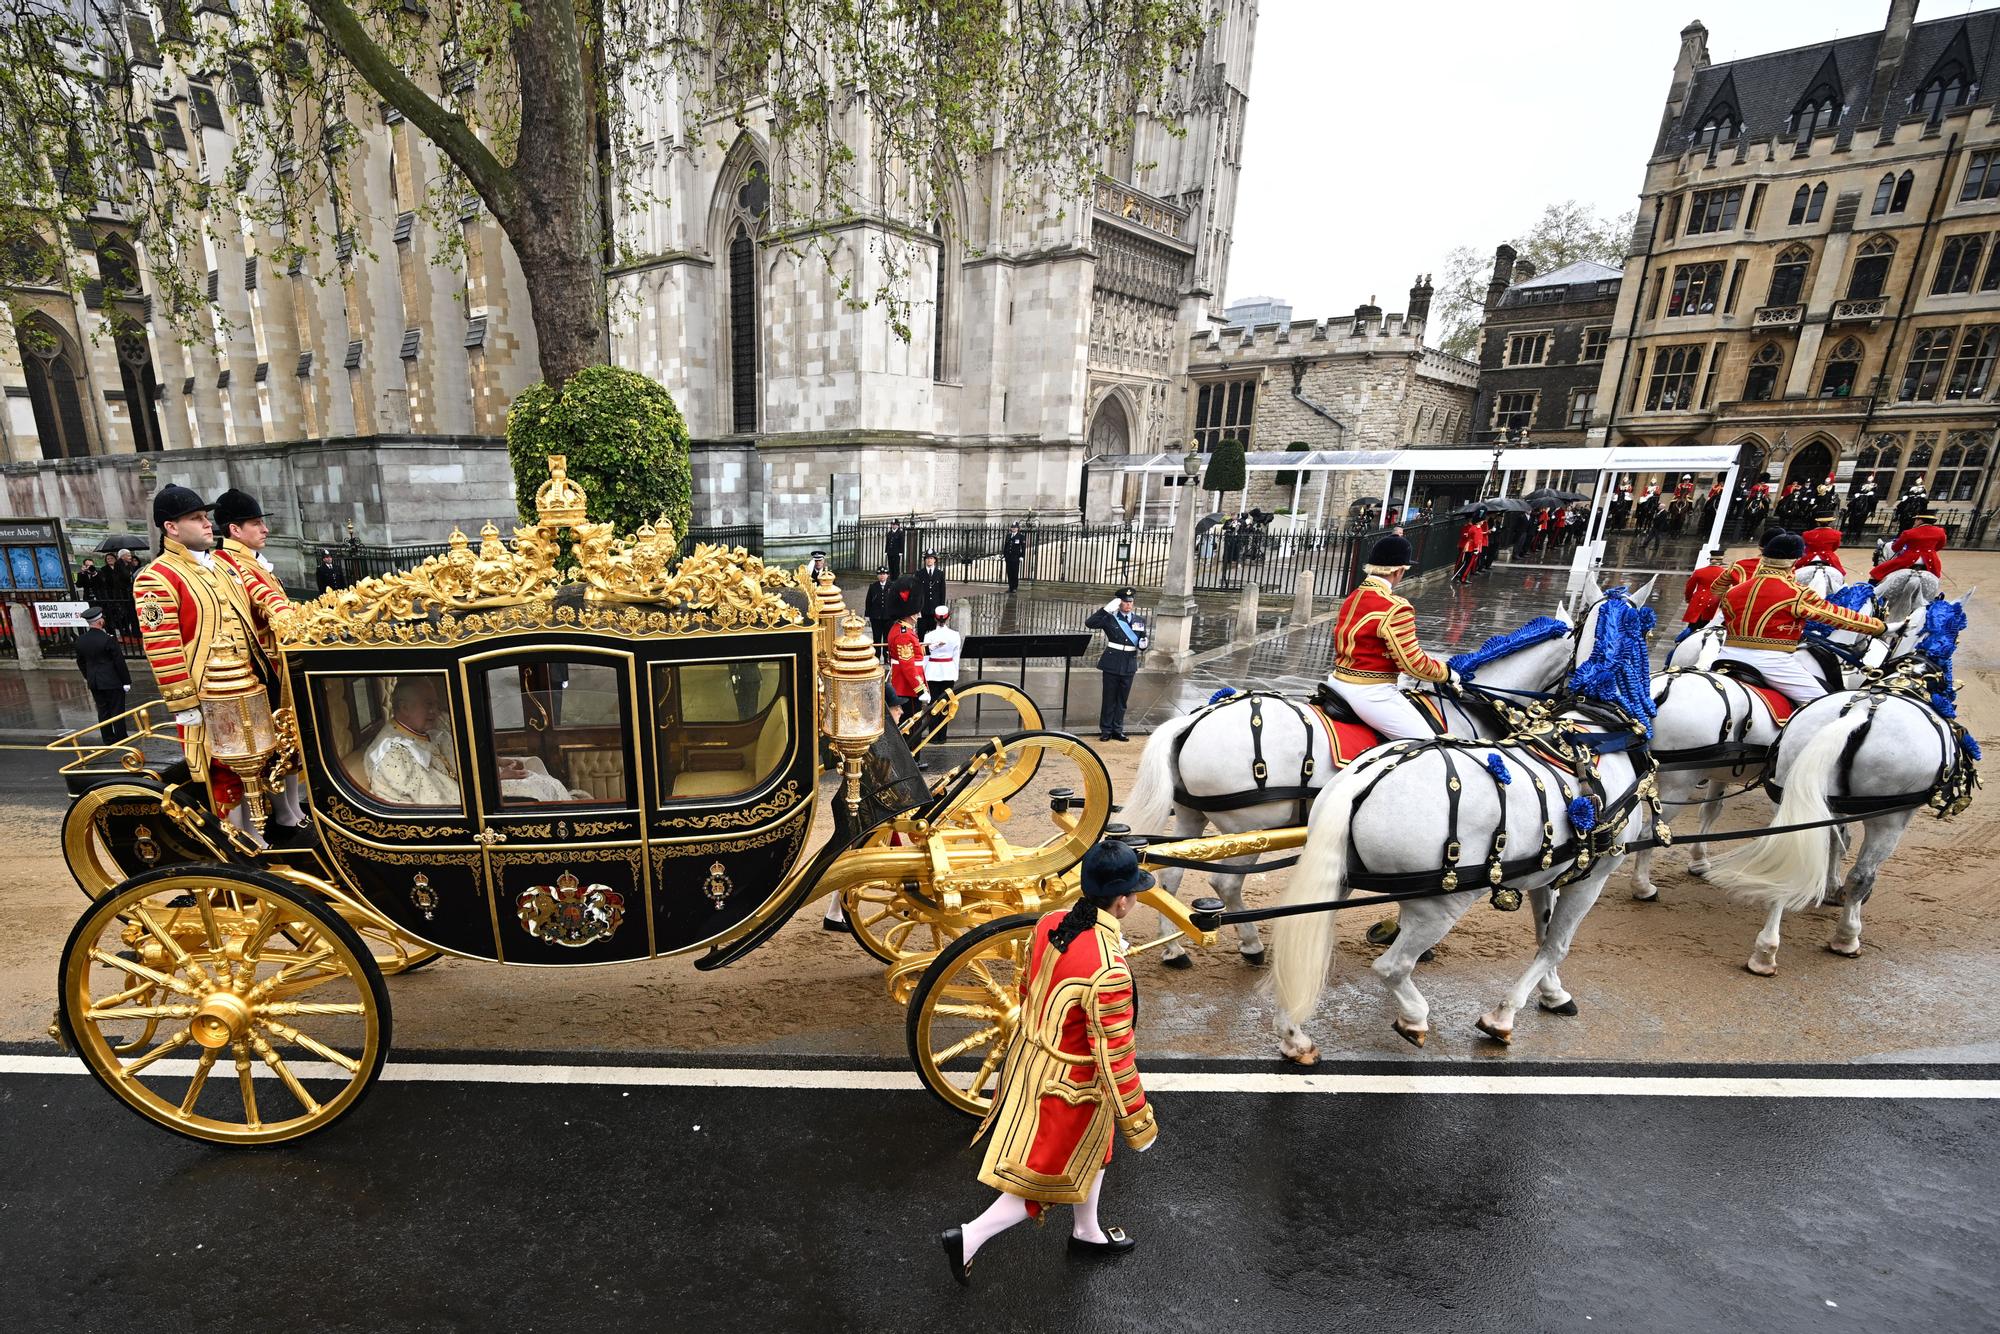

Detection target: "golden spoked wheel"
[331, 905, 444, 976]
[842, 879, 969, 965]
[906, 912, 1040, 1117]
[61, 780, 211, 899]
[58, 866, 391, 1145]
[905, 679, 1043, 776]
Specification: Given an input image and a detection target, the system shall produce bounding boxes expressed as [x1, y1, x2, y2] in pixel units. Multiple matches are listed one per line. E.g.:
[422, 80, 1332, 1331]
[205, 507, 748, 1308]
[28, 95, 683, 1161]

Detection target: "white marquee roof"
[1095, 444, 1744, 475]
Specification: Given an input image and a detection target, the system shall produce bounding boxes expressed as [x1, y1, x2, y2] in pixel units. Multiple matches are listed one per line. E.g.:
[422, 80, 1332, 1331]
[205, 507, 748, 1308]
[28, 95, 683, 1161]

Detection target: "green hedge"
[506, 366, 691, 539]
[1204, 437, 1247, 493]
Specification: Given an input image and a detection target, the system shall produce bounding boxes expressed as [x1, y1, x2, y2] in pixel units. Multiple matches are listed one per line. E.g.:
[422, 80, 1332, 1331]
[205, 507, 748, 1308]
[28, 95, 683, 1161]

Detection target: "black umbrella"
[1552, 488, 1590, 503]
[1195, 512, 1228, 535]
[1472, 496, 1531, 513]
[94, 534, 150, 553]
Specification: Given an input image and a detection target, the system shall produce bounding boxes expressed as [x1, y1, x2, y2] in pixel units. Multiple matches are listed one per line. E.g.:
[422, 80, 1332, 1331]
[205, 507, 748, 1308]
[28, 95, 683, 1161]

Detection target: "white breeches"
[1714, 645, 1826, 705]
[1325, 678, 1434, 741]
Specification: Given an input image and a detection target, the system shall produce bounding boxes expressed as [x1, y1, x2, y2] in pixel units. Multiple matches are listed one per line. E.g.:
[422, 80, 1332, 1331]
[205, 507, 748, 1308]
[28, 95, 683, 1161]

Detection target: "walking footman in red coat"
[942, 840, 1158, 1284]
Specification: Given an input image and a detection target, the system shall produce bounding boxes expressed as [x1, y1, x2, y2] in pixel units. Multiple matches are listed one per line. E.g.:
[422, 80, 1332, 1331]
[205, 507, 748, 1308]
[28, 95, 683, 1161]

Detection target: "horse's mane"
[1447, 616, 1569, 682]
[1566, 589, 1658, 735]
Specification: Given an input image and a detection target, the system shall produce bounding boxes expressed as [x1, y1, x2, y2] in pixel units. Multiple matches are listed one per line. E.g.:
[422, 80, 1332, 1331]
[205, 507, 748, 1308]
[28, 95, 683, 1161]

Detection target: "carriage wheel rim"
[60, 870, 388, 1145]
[912, 921, 1036, 1116]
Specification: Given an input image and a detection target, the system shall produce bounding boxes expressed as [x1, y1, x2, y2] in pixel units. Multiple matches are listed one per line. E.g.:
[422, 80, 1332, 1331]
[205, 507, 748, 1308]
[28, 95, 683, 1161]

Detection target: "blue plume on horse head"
[1806, 580, 1878, 640]
[1566, 586, 1658, 735]
[1916, 598, 1969, 719]
[1447, 616, 1570, 682]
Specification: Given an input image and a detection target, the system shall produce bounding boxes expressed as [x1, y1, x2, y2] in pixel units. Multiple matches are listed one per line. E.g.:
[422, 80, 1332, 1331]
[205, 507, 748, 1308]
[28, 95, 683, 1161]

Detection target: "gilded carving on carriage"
[518, 871, 627, 946]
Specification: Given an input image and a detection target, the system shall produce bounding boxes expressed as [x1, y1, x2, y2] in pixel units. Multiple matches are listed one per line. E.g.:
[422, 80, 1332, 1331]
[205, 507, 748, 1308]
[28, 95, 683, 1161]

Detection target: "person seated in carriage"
[1797, 511, 1845, 574]
[1869, 509, 1949, 583]
[1325, 534, 1450, 740]
[1714, 531, 1887, 705]
[363, 676, 575, 807]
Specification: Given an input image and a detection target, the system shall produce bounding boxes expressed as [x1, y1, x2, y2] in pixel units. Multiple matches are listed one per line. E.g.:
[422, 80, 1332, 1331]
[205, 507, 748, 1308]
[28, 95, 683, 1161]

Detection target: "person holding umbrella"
[1451, 507, 1485, 585]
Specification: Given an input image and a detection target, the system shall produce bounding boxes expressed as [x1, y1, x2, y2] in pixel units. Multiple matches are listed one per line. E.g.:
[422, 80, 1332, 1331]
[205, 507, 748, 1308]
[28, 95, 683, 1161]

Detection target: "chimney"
[1486, 244, 1517, 310]
[1863, 0, 1921, 127]
[1656, 19, 1711, 152]
[1513, 258, 1538, 284]
[1407, 273, 1434, 324]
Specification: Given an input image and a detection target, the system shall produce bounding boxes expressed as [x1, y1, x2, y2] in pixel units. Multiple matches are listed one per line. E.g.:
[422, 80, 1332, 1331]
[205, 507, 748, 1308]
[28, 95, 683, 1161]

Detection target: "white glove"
[1134, 1138, 1154, 1153]
[174, 709, 202, 727]
[1104, 598, 1122, 613]
[122, 684, 131, 692]
[918, 691, 931, 703]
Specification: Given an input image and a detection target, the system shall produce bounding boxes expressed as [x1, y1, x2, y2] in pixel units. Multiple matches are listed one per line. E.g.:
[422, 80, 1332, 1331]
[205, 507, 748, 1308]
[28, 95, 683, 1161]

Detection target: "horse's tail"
[1120, 710, 1198, 833]
[1271, 760, 1366, 1029]
[1709, 711, 1869, 913]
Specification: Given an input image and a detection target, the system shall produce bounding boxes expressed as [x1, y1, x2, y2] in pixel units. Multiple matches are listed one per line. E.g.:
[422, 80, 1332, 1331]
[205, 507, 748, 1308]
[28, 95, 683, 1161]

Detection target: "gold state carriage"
[50, 459, 1290, 1143]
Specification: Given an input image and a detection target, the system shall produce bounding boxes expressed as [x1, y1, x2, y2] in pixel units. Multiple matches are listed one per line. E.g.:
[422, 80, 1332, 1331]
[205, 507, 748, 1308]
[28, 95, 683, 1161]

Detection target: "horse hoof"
[1687, 863, 1711, 879]
[1475, 1015, 1513, 1044]
[1281, 1040, 1319, 1066]
[1239, 948, 1268, 968]
[1827, 939, 1863, 958]
[1161, 953, 1194, 971]
[1418, 948, 1436, 964]
[1539, 998, 1580, 1016]
[1745, 953, 1779, 977]
[1632, 886, 1659, 902]
[1392, 1019, 1428, 1048]
[1365, 917, 1400, 947]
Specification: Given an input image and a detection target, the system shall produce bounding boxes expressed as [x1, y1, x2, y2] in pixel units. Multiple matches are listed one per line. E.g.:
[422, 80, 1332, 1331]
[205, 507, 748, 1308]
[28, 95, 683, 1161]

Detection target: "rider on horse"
[1869, 509, 1948, 583]
[1797, 511, 1845, 574]
[1327, 534, 1449, 740]
[1716, 531, 1887, 705]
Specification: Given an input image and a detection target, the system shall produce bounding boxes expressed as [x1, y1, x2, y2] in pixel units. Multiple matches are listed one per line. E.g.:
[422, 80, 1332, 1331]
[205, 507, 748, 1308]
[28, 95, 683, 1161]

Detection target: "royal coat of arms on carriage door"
[517, 872, 626, 946]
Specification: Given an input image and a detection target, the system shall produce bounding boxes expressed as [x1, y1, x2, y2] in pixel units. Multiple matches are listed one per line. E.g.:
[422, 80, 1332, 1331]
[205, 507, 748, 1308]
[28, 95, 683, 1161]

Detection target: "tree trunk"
[506, 0, 609, 390]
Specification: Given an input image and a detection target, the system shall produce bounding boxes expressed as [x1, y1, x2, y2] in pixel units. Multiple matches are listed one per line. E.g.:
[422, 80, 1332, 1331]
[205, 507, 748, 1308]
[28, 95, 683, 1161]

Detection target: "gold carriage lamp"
[821, 613, 886, 816]
[198, 627, 280, 825]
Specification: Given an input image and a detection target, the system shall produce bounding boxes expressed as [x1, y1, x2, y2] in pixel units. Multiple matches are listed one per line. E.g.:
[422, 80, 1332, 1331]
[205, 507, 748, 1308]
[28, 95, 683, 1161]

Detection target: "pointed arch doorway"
[1784, 439, 1834, 489]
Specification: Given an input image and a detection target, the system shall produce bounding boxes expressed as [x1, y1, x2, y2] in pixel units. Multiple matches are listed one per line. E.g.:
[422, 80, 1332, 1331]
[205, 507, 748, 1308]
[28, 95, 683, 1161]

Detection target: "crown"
[554, 870, 581, 892]
[535, 455, 590, 527]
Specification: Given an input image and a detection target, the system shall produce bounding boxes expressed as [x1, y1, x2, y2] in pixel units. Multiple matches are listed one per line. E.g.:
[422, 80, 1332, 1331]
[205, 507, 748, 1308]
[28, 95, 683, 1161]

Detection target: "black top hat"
[1367, 534, 1414, 567]
[152, 484, 210, 528]
[1079, 839, 1155, 900]
[212, 488, 268, 534]
[1762, 531, 1806, 560]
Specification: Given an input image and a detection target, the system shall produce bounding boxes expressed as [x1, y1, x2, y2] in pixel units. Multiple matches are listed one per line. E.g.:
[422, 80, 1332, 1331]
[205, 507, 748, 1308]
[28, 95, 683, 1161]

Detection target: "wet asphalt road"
[3, 1051, 1995, 1333]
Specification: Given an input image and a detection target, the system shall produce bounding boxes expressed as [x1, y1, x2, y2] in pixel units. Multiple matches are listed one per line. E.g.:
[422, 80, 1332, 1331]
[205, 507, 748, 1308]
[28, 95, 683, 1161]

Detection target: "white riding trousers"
[1714, 645, 1827, 705]
[1324, 678, 1434, 741]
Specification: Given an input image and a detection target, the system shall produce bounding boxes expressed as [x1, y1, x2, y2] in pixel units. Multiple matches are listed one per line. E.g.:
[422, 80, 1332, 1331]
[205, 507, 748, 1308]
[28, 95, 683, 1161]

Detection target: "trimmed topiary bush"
[1204, 436, 1247, 494]
[506, 365, 692, 539]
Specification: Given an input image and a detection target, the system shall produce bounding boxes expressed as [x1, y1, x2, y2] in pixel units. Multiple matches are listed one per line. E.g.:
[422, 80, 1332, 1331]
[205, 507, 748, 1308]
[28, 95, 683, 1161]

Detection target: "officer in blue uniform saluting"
[1085, 587, 1148, 742]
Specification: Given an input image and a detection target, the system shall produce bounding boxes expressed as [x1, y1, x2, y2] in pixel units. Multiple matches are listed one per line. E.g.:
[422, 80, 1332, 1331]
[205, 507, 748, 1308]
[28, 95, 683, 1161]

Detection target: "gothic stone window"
[1847, 235, 1894, 301]
[1819, 336, 1863, 398]
[1872, 170, 1915, 216]
[1789, 182, 1828, 225]
[1932, 233, 1985, 295]
[1854, 434, 1902, 485]
[1644, 344, 1703, 411]
[1767, 244, 1812, 307]
[1686, 186, 1744, 235]
[725, 163, 769, 435]
[1898, 326, 1958, 401]
[1962, 151, 2000, 202]
[15, 315, 93, 459]
[1192, 379, 1257, 451]
[1935, 432, 1989, 501]
[1668, 262, 1725, 316]
[1504, 330, 1549, 366]
[1913, 68, 1970, 125]
[1944, 325, 2000, 400]
[1493, 390, 1537, 436]
[1743, 342, 1785, 402]
[1580, 326, 1610, 361]
[1567, 387, 1597, 428]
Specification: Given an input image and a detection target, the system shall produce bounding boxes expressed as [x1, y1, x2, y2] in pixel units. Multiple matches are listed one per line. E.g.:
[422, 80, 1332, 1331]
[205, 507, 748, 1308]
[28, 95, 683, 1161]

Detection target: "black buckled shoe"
[1067, 1226, 1136, 1256]
[941, 1227, 972, 1285]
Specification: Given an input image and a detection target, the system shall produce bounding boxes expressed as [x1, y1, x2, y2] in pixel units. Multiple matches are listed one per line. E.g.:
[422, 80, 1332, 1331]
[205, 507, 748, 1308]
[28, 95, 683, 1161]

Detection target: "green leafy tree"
[1, 0, 1212, 390]
[507, 365, 690, 538]
[1433, 200, 1636, 359]
[1204, 436, 1245, 495]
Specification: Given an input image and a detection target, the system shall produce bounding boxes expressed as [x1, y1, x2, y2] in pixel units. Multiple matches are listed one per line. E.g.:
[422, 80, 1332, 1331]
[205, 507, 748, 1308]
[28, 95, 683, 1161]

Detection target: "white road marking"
[5, 1053, 1999, 1099]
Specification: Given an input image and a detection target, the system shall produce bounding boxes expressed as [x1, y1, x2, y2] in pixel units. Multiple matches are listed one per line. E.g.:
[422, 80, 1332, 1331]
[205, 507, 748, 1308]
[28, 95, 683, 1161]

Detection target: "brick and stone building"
[1591, 1, 2000, 520]
[3, 0, 1257, 567]
[1473, 249, 1621, 448]
[1092, 279, 1479, 520]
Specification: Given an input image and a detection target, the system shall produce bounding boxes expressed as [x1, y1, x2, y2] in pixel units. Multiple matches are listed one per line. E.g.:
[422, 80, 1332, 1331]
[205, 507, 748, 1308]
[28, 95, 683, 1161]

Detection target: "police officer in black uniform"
[884, 519, 907, 581]
[915, 552, 947, 636]
[1085, 586, 1148, 742]
[74, 606, 132, 743]
[1002, 522, 1028, 592]
[863, 565, 894, 656]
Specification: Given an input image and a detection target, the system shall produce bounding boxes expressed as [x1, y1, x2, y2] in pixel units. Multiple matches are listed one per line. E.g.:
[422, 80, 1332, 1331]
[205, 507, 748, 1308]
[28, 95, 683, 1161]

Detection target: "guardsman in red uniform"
[943, 840, 1157, 1283]
[1674, 473, 1696, 503]
[1709, 525, 1788, 600]
[211, 488, 306, 838]
[1717, 532, 1886, 704]
[1326, 534, 1449, 740]
[1748, 477, 1772, 508]
[1869, 510, 1949, 582]
[131, 485, 264, 784]
[1678, 561, 1728, 640]
[1451, 509, 1485, 584]
[1796, 512, 1846, 575]
[826, 576, 927, 932]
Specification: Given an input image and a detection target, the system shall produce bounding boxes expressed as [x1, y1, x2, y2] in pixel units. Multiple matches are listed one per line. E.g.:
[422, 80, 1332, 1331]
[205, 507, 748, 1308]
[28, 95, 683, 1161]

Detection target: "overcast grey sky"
[1226, 0, 1978, 325]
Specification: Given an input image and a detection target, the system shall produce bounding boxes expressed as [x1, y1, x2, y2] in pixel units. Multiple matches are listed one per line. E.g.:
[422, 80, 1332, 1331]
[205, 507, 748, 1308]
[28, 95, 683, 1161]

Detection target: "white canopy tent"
[1095, 442, 1750, 583]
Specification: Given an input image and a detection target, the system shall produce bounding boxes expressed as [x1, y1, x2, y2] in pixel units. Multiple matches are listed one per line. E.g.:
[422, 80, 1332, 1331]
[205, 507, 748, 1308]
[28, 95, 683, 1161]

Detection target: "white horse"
[1706, 597, 1976, 973]
[1269, 590, 1660, 1057]
[1636, 571, 1940, 899]
[1123, 579, 1655, 965]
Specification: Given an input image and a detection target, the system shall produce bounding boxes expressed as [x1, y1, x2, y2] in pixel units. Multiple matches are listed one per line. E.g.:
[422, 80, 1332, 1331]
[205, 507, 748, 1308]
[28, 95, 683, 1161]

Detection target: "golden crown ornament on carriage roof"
[277, 456, 810, 647]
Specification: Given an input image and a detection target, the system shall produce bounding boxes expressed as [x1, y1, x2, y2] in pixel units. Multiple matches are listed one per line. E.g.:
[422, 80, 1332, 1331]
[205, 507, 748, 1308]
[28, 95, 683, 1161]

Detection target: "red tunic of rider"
[1457, 520, 1485, 554]
[1720, 560, 1887, 651]
[887, 621, 928, 697]
[1869, 522, 1948, 582]
[1795, 525, 1845, 574]
[1682, 563, 1727, 627]
[1709, 552, 1765, 599]
[1331, 578, 1449, 684]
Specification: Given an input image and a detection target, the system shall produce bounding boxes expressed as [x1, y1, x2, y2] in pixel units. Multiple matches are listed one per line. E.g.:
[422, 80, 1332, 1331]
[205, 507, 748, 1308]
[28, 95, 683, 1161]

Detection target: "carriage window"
[652, 659, 795, 802]
[313, 671, 463, 811]
[482, 660, 629, 807]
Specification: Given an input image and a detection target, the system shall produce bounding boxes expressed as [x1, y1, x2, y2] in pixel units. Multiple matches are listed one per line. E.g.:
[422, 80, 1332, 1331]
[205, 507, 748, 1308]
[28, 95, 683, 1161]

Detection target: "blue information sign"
[7, 548, 36, 591]
[35, 546, 65, 591]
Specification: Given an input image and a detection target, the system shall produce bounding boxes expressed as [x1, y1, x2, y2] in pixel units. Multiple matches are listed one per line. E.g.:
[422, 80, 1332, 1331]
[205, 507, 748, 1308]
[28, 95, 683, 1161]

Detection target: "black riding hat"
[1368, 534, 1413, 567]
[212, 488, 267, 533]
[1762, 532, 1807, 560]
[1079, 839, 1155, 900]
[151, 484, 210, 528]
